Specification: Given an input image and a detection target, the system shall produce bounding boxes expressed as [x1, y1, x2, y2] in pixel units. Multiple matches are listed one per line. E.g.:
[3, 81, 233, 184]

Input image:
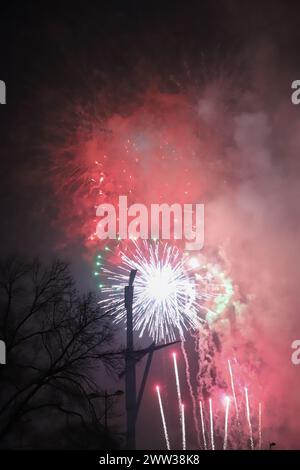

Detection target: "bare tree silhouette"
[0, 256, 123, 449]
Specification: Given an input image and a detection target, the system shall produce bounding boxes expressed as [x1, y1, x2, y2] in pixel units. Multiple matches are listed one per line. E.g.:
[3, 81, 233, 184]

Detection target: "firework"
[181, 341, 201, 445]
[181, 403, 186, 450]
[223, 396, 230, 450]
[209, 398, 215, 450]
[228, 359, 240, 425]
[206, 270, 234, 323]
[199, 401, 207, 450]
[244, 387, 254, 450]
[155, 354, 262, 451]
[99, 240, 203, 342]
[97, 237, 237, 342]
[258, 402, 262, 450]
[156, 386, 170, 450]
[172, 353, 184, 446]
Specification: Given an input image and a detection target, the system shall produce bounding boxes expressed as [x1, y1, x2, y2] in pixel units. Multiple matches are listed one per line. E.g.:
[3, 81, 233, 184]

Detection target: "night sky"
[1, 1, 299, 255]
[1, 0, 300, 450]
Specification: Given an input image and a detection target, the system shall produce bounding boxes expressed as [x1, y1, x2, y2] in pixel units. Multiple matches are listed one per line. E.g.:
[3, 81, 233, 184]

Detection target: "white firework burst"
[98, 240, 204, 343]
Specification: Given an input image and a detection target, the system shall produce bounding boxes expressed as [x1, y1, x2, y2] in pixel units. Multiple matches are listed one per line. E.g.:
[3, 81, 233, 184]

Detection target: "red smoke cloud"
[50, 67, 300, 448]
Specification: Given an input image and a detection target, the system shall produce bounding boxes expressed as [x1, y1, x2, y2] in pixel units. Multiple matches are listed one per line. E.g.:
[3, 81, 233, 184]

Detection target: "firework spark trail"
[244, 387, 254, 450]
[223, 396, 230, 450]
[172, 352, 184, 448]
[199, 401, 207, 450]
[228, 359, 240, 425]
[180, 341, 201, 446]
[209, 398, 215, 450]
[258, 402, 262, 450]
[156, 386, 170, 450]
[181, 404, 186, 450]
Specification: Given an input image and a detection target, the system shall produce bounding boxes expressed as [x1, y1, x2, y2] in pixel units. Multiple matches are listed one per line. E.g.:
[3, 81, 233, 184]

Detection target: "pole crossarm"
[135, 340, 180, 418]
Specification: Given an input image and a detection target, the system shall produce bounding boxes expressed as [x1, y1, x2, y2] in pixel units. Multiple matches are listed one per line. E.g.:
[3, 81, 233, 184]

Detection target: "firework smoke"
[46, 42, 300, 449]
